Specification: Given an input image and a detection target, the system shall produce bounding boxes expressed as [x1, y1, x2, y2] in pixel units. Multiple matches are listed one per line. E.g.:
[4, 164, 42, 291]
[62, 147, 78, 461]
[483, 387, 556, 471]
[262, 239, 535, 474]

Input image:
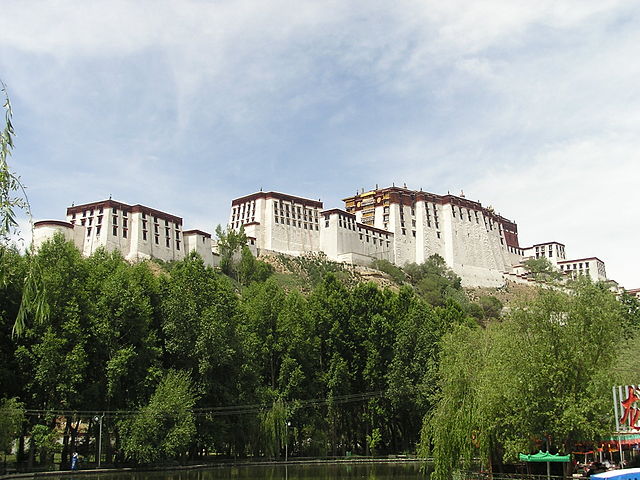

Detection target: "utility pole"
[94, 414, 104, 468]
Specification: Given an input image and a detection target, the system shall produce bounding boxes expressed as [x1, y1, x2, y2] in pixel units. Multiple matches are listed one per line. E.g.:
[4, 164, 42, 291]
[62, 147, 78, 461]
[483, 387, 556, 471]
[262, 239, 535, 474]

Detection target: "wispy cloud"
[1, 0, 638, 286]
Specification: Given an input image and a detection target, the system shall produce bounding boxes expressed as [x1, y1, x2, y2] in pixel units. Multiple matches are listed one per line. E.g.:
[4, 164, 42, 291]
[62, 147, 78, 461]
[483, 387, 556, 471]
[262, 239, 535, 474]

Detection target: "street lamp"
[94, 414, 104, 468]
[285, 421, 292, 463]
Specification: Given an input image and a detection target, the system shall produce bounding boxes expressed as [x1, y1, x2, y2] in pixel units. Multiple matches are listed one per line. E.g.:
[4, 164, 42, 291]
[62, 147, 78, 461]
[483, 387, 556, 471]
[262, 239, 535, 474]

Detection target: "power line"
[8, 390, 388, 419]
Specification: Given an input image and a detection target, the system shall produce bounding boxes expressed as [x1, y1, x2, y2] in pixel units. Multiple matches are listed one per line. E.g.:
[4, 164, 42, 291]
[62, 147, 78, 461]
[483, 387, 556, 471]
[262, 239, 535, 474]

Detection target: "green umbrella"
[519, 451, 571, 480]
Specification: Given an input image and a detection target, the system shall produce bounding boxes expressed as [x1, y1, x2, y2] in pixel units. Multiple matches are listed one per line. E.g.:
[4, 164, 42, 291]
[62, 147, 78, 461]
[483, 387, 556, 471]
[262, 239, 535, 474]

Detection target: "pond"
[66, 463, 426, 480]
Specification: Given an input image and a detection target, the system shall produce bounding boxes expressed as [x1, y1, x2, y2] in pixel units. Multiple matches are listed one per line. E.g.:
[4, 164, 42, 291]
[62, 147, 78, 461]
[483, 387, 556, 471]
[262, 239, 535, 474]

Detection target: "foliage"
[1, 233, 634, 469]
[0, 397, 25, 454]
[276, 252, 357, 288]
[260, 399, 289, 459]
[423, 280, 626, 479]
[215, 224, 247, 279]
[371, 259, 406, 284]
[31, 423, 62, 455]
[523, 257, 563, 282]
[405, 254, 462, 306]
[0, 82, 48, 337]
[215, 226, 273, 286]
[119, 370, 197, 463]
[478, 295, 503, 319]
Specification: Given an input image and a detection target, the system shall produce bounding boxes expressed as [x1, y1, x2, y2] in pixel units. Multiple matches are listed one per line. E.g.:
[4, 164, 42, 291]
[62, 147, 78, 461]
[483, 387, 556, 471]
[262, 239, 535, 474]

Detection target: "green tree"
[423, 281, 626, 479]
[0, 397, 25, 454]
[523, 257, 562, 282]
[215, 224, 247, 280]
[405, 254, 462, 306]
[119, 370, 197, 463]
[0, 82, 48, 336]
[14, 234, 89, 411]
[371, 259, 406, 284]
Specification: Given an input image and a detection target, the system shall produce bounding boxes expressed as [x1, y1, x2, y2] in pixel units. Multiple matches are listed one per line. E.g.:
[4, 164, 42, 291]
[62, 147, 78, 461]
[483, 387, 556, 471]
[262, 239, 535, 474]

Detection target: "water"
[65, 463, 425, 480]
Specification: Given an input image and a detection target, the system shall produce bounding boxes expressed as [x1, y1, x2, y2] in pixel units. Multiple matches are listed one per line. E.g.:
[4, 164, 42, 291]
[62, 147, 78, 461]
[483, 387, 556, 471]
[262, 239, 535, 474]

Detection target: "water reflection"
[67, 463, 424, 480]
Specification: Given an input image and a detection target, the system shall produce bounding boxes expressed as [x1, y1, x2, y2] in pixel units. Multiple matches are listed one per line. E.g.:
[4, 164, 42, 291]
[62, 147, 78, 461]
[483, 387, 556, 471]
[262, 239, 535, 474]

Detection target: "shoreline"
[0, 457, 424, 480]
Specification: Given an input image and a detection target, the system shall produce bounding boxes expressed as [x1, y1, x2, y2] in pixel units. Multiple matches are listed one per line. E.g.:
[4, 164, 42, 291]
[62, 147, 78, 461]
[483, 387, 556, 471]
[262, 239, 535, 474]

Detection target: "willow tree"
[422, 280, 626, 479]
[0, 82, 47, 335]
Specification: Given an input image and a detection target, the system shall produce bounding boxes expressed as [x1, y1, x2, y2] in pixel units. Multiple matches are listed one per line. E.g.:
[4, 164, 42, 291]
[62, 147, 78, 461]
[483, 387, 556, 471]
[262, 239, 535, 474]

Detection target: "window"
[123, 210, 127, 217]
[123, 229, 127, 238]
[113, 226, 118, 236]
[155, 235, 159, 245]
[87, 227, 92, 236]
[81, 219, 86, 226]
[113, 216, 118, 225]
[402, 228, 406, 235]
[96, 225, 101, 235]
[412, 231, 416, 237]
[123, 219, 128, 228]
[176, 240, 181, 250]
[143, 231, 147, 241]
[437, 231, 441, 239]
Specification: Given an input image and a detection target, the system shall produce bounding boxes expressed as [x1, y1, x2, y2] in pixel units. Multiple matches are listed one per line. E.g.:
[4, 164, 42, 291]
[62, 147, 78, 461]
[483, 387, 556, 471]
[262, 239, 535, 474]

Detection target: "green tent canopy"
[519, 451, 571, 462]
[520, 451, 571, 480]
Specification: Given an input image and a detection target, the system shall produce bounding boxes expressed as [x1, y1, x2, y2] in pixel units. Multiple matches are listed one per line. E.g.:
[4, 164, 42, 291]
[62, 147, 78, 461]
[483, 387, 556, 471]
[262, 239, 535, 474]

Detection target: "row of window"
[559, 262, 605, 277]
[560, 262, 590, 270]
[452, 205, 482, 224]
[275, 216, 319, 230]
[231, 201, 255, 223]
[534, 244, 565, 259]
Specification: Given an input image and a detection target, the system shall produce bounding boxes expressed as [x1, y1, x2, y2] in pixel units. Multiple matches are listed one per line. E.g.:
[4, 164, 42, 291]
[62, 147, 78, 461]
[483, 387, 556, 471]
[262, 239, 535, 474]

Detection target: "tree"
[523, 257, 562, 282]
[423, 280, 626, 479]
[0, 397, 25, 454]
[0, 82, 48, 336]
[405, 254, 462, 306]
[215, 224, 247, 280]
[119, 370, 197, 463]
[371, 259, 406, 284]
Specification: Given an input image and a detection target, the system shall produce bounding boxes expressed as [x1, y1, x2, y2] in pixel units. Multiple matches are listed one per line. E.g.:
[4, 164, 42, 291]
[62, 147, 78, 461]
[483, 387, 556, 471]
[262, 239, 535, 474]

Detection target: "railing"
[460, 472, 565, 480]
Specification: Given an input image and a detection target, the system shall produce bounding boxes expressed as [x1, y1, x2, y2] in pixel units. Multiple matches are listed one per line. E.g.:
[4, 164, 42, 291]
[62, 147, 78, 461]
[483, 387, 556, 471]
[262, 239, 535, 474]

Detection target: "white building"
[228, 187, 526, 286]
[557, 257, 607, 282]
[341, 186, 524, 286]
[34, 199, 218, 266]
[229, 191, 323, 256]
[522, 242, 567, 265]
[320, 209, 394, 265]
[228, 186, 611, 288]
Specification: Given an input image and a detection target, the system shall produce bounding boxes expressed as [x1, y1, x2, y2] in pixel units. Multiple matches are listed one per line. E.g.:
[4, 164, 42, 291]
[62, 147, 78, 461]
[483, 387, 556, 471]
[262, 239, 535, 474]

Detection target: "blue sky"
[2, 0, 639, 287]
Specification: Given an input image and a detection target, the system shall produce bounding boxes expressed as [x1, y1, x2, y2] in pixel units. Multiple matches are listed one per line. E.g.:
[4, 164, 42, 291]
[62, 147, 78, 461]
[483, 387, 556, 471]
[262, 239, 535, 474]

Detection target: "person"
[71, 452, 79, 471]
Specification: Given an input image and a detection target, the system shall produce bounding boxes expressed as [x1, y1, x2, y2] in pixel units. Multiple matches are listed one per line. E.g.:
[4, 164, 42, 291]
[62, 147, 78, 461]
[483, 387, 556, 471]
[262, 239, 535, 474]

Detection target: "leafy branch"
[0, 80, 48, 335]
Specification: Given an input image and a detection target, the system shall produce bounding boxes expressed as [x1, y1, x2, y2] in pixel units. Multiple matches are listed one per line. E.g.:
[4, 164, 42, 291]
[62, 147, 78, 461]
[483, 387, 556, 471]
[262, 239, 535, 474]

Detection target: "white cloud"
[1, 0, 639, 287]
[467, 134, 640, 287]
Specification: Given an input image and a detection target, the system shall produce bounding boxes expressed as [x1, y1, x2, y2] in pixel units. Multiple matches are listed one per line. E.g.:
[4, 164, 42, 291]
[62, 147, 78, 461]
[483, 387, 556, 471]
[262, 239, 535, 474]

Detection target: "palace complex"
[34, 185, 611, 288]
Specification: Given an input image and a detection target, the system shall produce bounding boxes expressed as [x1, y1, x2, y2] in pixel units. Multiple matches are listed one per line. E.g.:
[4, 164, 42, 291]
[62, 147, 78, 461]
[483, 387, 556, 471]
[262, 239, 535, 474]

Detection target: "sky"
[1, 0, 639, 287]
